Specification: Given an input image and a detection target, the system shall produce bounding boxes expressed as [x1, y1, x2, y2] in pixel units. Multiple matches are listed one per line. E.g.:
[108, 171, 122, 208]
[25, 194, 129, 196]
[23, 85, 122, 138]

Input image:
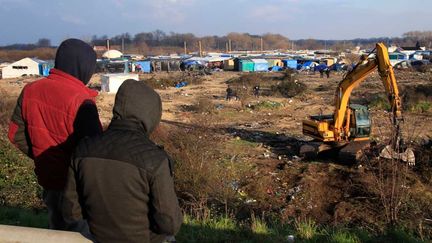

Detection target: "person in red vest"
[8, 38, 102, 230]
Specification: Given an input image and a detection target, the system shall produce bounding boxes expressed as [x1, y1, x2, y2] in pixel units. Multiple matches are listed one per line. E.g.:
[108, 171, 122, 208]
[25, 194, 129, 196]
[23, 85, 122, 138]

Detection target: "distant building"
[1, 57, 51, 79]
[93, 45, 108, 52]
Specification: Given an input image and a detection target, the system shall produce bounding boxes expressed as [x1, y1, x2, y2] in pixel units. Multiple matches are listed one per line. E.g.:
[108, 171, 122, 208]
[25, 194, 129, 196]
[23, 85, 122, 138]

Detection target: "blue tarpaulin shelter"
[252, 59, 268, 72]
[135, 60, 151, 73]
[38, 61, 54, 77]
[314, 64, 328, 71]
[271, 66, 283, 71]
[332, 63, 344, 71]
[283, 59, 297, 69]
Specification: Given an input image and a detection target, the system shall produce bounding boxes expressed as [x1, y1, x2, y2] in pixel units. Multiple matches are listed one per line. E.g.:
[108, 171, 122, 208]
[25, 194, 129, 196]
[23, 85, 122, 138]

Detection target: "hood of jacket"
[112, 79, 162, 135]
[54, 38, 96, 85]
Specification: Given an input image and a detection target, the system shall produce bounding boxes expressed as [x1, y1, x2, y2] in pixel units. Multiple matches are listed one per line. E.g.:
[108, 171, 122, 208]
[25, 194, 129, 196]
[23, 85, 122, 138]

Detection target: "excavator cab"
[348, 104, 371, 139]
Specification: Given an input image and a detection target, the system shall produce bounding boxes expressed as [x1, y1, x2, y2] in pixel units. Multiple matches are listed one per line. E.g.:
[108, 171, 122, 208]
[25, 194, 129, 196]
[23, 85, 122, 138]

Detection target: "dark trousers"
[42, 189, 67, 230]
[43, 189, 94, 240]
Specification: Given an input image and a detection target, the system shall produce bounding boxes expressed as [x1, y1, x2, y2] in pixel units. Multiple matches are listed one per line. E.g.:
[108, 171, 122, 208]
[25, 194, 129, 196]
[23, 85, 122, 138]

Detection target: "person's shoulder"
[23, 77, 50, 90]
[133, 139, 170, 171]
[73, 134, 102, 158]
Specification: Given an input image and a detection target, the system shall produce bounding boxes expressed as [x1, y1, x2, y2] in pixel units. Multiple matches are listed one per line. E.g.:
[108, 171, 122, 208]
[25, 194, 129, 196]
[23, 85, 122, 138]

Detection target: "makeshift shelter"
[266, 59, 283, 67]
[105, 60, 129, 73]
[314, 64, 328, 72]
[271, 66, 283, 72]
[322, 58, 336, 66]
[299, 60, 319, 70]
[239, 59, 254, 72]
[207, 57, 229, 69]
[283, 59, 297, 69]
[102, 50, 123, 59]
[101, 73, 139, 93]
[223, 59, 235, 71]
[388, 52, 408, 67]
[251, 59, 269, 72]
[1, 57, 45, 79]
[39, 61, 54, 76]
[134, 60, 151, 73]
[151, 59, 182, 72]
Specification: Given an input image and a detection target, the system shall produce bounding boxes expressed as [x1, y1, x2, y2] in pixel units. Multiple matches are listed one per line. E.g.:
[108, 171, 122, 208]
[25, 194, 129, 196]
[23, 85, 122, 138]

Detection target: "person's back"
[63, 80, 182, 243]
[8, 38, 101, 230]
[19, 69, 99, 188]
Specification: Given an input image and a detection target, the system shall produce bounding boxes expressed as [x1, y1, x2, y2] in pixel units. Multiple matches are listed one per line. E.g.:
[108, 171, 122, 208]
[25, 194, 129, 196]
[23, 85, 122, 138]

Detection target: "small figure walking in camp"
[226, 85, 234, 101]
[135, 63, 142, 73]
[253, 85, 260, 98]
[325, 68, 331, 78]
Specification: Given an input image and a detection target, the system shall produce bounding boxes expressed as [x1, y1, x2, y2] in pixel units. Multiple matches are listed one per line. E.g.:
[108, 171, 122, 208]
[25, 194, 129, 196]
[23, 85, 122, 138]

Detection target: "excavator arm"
[333, 43, 403, 141]
[301, 42, 413, 163]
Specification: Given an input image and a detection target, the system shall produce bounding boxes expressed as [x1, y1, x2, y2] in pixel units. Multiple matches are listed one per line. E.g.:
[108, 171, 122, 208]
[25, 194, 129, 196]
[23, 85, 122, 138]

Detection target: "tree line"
[1, 30, 432, 56]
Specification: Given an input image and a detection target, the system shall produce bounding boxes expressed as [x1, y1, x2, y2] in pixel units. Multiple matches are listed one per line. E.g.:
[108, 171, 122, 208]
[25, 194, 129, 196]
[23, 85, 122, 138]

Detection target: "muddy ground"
[1, 69, 432, 234]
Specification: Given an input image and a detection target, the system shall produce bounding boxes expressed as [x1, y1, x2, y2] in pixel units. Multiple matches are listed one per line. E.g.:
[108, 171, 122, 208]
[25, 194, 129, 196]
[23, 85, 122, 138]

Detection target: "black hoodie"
[63, 80, 182, 243]
[112, 79, 162, 134]
[55, 38, 96, 85]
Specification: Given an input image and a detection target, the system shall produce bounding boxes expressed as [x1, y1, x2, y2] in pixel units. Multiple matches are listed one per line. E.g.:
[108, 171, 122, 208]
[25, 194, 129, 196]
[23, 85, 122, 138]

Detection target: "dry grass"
[151, 115, 249, 219]
[141, 72, 205, 90]
[0, 48, 55, 62]
[0, 89, 16, 130]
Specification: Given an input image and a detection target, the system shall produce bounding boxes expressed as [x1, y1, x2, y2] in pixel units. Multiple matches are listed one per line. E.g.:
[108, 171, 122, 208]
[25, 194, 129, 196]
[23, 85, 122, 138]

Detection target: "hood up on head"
[112, 80, 162, 134]
[55, 38, 96, 85]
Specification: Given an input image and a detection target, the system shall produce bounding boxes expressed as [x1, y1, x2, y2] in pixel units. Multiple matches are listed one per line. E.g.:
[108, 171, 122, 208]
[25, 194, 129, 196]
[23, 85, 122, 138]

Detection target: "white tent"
[1, 58, 43, 79]
[101, 73, 139, 93]
[102, 50, 123, 59]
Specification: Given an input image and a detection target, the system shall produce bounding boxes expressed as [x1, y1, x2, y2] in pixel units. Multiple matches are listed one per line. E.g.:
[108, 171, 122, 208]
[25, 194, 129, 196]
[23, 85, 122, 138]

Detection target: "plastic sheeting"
[314, 64, 328, 71]
[283, 59, 297, 69]
[135, 61, 151, 73]
[251, 59, 269, 72]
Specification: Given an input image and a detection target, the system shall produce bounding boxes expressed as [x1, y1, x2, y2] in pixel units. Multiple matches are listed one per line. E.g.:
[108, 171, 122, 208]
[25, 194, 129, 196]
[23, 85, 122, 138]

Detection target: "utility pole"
[260, 37, 263, 52]
[107, 39, 110, 51]
[198, 40, 202, 57]
[121, 36, 125, 53]
[184, 41, 187, 55]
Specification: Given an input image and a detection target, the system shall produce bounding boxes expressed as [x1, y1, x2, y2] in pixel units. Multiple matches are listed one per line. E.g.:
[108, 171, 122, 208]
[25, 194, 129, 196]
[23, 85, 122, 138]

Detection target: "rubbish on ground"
[175, 81, 188, 88]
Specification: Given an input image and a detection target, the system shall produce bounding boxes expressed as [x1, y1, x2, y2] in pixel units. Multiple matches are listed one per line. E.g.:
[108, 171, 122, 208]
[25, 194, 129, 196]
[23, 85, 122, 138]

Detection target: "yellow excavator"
[301, 43, 413, 163]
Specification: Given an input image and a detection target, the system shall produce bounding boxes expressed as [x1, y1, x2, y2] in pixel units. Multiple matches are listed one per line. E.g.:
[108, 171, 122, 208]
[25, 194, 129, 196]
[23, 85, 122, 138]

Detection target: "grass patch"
[330, 230, 361, 243]
[0, 206, 48, 228]
[0, 136, 42, 208]
[295, 218, 319, 240]
[368, 93, 391, 111]
[252, 100, 283, 110]
[230, 138, 259, 148]
[0, 207, 426, 242]
[409, 101, 431, 113]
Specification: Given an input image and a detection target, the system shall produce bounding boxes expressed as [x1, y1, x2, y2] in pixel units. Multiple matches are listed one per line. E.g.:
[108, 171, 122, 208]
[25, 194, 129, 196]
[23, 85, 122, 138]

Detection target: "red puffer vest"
[21, 68, 98, 190]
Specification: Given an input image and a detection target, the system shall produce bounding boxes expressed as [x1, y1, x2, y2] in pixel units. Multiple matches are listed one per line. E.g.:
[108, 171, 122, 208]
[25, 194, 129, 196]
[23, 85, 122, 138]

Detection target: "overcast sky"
[1, 0, 431, 45]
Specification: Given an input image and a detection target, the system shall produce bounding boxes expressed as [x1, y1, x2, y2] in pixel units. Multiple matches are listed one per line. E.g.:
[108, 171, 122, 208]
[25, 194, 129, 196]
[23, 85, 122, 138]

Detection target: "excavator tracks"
[338, 141, 370, 164]
[300, 141, 370, 164]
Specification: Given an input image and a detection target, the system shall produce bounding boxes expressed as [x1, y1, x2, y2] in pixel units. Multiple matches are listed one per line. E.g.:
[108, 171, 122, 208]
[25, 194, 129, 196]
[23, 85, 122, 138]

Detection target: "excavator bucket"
[379, 145, 415, 165]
